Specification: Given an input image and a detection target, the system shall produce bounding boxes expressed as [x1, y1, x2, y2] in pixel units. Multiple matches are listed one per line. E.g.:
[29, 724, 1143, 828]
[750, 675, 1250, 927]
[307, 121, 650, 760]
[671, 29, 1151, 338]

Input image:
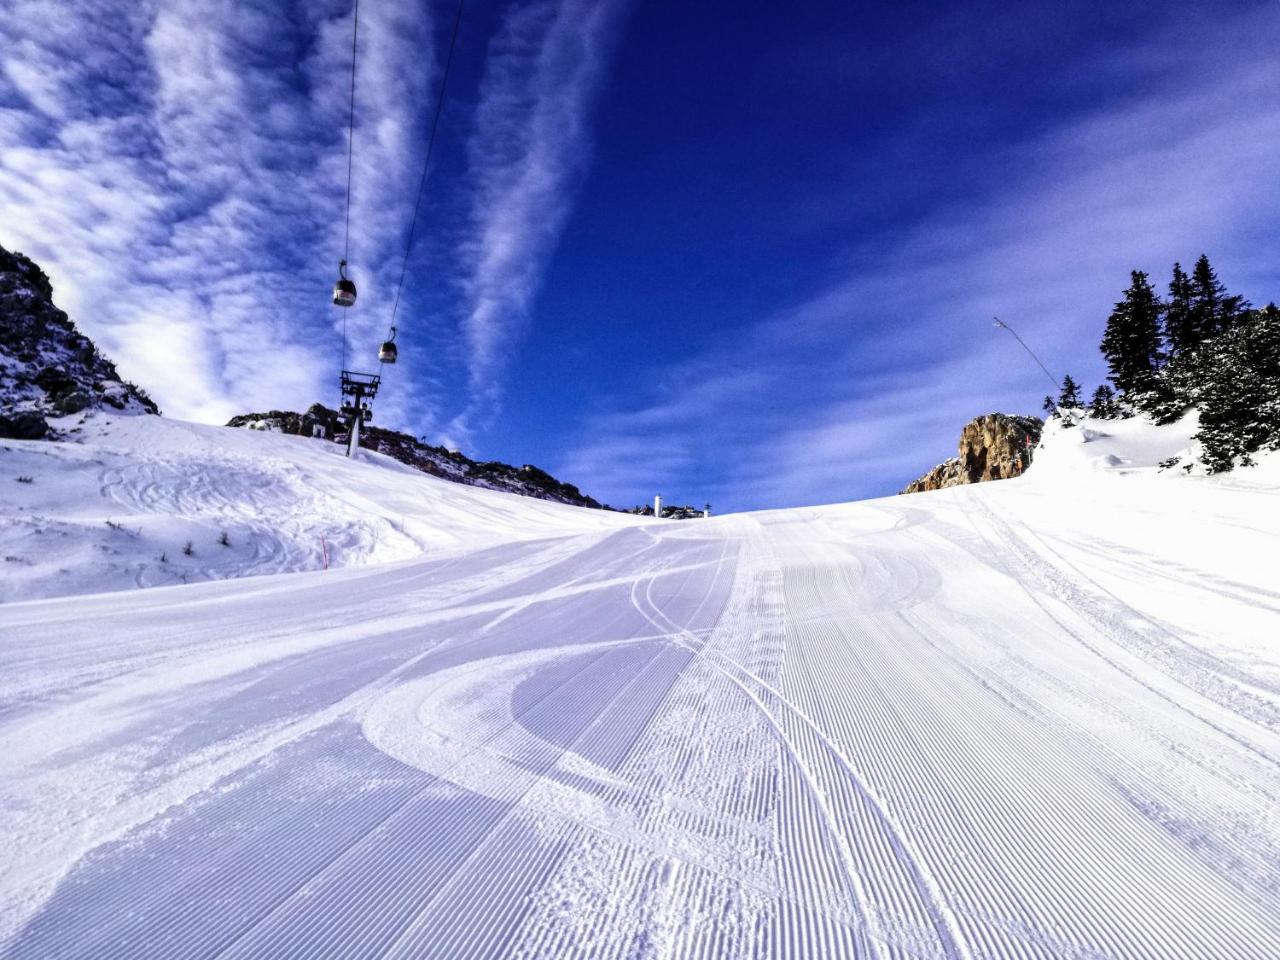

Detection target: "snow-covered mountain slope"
[0, 246, 157, 437]
[0, 412, 636, 602]
[2, 416, 1279, 959]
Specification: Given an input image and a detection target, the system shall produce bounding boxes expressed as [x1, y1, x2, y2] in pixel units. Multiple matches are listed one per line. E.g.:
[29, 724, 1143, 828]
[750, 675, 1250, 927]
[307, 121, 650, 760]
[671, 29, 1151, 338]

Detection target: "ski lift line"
[334, 0, 359, 401]
[343, 0, 361, 264]
[992, 316, 1060, 392]
[386, 0, 466, 338]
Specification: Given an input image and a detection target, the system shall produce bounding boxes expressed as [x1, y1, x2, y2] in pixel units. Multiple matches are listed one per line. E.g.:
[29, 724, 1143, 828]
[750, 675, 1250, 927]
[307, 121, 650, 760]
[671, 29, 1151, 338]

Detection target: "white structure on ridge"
[654, 495, 663, 518]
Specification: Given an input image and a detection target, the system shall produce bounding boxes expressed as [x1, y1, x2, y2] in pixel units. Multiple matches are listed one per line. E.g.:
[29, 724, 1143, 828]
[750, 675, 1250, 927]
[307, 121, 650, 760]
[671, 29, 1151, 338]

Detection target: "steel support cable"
[343, 0, 360, 265]
[993, 316, 1059, 392]
[338, 0, 360, 383]
[385, 0, 466, 342]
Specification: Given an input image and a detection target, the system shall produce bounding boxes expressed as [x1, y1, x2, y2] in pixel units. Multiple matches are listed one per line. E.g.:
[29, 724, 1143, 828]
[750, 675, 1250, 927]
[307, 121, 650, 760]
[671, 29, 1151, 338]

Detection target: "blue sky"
[3, 0, 1279, 511]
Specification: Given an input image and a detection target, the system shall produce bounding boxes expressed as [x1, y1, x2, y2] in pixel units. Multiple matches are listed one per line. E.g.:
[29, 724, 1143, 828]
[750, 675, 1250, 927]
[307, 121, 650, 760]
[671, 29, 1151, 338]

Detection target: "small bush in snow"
[15, 475, 33, 483]
[218, 531, 231, 547]
[182, 540, 194, 556]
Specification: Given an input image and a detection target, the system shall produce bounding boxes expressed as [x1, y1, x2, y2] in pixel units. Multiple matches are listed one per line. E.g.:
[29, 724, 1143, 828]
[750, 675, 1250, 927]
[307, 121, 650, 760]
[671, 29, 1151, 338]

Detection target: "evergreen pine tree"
[1057, 374, 1082, 410]
[1196, 305, 1280, 471]
[1163, 262, 1196, 356]
[1188, 254, 1248, 342]
[1042, 394, 1058, 418]
[1089, 384, 1118, 418]
[1100, 270, 1162, 396]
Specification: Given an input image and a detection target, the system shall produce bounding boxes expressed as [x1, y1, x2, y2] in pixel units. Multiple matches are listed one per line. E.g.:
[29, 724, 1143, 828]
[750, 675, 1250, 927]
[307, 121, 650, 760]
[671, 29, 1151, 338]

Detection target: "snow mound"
[0, 412, 639, 603]
[1029, 411, 1203, 477]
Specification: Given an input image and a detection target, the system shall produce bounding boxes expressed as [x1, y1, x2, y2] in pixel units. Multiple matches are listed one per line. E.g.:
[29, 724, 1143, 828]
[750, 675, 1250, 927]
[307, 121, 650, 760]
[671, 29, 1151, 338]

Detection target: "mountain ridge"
[226, 404, 605, 509]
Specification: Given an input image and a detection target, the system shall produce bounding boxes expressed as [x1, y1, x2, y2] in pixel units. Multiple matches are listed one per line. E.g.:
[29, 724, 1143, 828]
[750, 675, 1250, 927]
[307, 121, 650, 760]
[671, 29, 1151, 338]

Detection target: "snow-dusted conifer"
[1188, 254, 1248, 342]
[1057, 374, 1083, 410]
[1089, 384, 1119, 419]
[1101, 271, 1163, 398]
[1163, 262, 1196, 357]
[1196, 304, 1280, 471]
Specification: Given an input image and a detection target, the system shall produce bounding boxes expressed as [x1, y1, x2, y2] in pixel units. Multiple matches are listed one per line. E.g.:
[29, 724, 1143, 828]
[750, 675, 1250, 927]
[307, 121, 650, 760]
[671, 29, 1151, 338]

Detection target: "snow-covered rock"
[0, 246, 157, 437]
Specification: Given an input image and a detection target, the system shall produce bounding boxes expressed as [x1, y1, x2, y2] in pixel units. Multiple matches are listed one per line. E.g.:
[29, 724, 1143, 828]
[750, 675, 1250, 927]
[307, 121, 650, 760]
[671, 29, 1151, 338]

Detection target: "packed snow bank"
[1029, 410, 1203, 476]
[1027, 408, 1280, 482]
[0, 412, 639, 602]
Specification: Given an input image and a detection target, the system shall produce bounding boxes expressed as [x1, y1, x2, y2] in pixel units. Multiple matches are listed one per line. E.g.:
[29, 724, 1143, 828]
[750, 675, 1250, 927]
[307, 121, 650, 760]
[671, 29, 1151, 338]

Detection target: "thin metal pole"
[347, 406, 361, 458]
[993, 317, 1060, 392]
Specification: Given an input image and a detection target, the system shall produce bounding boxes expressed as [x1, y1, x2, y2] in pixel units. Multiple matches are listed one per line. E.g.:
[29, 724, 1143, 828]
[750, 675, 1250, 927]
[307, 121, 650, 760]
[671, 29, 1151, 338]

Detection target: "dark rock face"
[226, 404, 339, 440]
[53, 390, 92, 415]
[227, 404, 605, 510]
[0, 412, 49, 440]
[0, 245, 159, 429]
[902, 413, 1042, 494]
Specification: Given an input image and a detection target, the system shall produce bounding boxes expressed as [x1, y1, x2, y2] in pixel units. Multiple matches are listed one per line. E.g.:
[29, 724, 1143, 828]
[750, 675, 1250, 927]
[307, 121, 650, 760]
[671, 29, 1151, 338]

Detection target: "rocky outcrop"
[901, 413, 1042, 494]
[0, 245, 158, 438]
[228, 404, 605, 510]
[902, 457, 963, 494]
[227, 404, 340, 440]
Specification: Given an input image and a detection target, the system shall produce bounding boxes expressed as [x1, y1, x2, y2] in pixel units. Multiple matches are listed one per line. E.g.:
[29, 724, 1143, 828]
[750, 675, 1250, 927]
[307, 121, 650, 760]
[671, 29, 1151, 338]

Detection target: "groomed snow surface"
[2, 413, 1280, 958]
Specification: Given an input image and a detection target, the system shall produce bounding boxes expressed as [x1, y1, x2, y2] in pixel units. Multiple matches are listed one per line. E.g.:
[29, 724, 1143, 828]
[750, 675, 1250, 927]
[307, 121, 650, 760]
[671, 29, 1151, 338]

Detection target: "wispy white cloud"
[1, 0, 626, 445]
[0, 0, 434, 426]
[447, 0, 629, 446]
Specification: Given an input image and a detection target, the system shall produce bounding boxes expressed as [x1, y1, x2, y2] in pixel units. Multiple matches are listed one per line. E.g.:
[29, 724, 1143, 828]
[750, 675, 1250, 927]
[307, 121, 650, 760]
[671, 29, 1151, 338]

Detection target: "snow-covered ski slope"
[3, 415, 1280, 958]
[0, 413, 634, 602]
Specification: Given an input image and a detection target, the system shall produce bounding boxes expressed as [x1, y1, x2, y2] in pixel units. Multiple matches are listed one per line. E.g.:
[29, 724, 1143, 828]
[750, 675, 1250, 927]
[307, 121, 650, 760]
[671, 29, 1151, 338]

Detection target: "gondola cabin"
[333, 277, 357, 307]
[332, 260, 357, 307]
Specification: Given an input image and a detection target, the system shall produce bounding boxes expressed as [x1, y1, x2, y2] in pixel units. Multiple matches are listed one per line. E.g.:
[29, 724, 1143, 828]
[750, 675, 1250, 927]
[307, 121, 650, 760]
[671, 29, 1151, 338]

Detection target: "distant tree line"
[1043, 254, 1279, 472]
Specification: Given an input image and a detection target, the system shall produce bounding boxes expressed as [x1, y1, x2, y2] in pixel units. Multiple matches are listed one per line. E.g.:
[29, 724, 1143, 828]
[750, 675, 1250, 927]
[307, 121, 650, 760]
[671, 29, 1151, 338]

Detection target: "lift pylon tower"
[339, 370, 381, 458]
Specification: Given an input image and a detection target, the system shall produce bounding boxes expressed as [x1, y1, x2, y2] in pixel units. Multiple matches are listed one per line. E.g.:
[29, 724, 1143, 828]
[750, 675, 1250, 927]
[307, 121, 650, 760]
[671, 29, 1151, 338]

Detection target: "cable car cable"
[343, 0, 360, 266]
[385, 0, 466, 342]
[335, 0, 361, 391]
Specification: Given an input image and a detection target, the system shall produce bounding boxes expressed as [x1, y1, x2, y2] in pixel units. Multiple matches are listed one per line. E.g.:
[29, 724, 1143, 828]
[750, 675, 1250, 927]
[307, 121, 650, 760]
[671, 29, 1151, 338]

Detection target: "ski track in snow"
[3, 426, 1280, 956]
